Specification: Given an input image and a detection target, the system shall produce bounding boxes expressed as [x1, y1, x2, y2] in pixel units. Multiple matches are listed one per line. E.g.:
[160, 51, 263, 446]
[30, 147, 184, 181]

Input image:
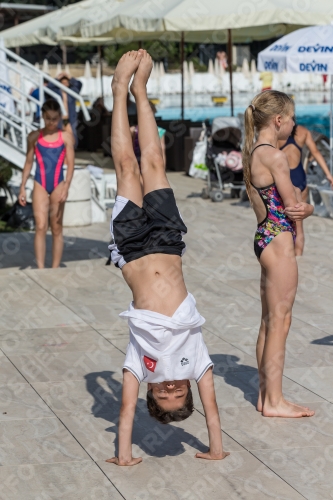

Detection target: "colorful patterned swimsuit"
[251, 144, 296, 260]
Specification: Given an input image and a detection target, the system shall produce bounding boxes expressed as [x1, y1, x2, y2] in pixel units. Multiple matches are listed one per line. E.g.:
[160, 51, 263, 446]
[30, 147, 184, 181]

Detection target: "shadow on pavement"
[210, 354, 258, 408]
[85, 370, 208, 458]
[0, 232, 109, 269]
[311, 335, 333, 345]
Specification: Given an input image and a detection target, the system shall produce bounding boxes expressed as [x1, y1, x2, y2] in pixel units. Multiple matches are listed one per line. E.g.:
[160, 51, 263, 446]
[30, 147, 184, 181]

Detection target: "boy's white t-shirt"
[120, 293, 213, 383]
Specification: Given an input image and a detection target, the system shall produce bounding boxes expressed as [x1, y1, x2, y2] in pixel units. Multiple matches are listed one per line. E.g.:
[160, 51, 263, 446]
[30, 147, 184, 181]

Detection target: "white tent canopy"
[1, 0, 333, 47]
[258, 25, 333, 172]
[258, 25, 333, 74]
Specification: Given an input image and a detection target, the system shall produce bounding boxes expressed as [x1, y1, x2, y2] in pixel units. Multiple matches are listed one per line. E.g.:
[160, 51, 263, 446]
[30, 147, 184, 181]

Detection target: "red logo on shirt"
[144, 356, 157, 372]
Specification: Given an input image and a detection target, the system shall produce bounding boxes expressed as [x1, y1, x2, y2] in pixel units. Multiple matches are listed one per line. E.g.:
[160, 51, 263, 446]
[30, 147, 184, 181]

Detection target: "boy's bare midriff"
[122, 253, 188, 316]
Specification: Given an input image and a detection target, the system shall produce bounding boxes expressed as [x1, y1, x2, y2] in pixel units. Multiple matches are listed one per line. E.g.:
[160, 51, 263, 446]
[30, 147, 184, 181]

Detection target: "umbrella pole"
[331, 75, 333, 174]
[228, 29, 234, 117]
[180, 31, 184, 121]
[98, 45, 104, 101]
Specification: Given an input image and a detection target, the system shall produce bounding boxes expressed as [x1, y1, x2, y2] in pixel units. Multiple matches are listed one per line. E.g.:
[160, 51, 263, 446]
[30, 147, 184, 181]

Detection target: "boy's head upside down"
[147, 380, 194, 424]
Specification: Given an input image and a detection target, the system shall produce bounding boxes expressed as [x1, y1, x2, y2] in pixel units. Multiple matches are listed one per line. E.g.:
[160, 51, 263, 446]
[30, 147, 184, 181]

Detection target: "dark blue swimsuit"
[34, 131, 66, 195]
[280, 134, 307, 192]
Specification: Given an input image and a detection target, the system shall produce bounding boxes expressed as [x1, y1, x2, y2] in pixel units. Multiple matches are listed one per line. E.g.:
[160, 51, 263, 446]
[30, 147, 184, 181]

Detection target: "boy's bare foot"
[262, 398, 315, 418]
[111, 50, 143, 95]
[130, 49, 153, 97]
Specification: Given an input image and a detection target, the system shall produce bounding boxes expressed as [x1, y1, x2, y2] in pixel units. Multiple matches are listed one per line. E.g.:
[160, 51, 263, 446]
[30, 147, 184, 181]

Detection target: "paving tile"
[292, 314, 333, 335]
[0, 352, 27, 385]
[32, 373, 124, 417]
[220, 402, 333, 452]
[99, 452, 304, 500]
[0, 383, 53, 420]
[0, 305, 85, 330]
[0, 329, 115, 356]
[0, 324, 93, 340]
[284, 366, 333, 402]
[253, 446, 333, 500]
[7, 350, 125, 383]
[0, 461, 123, 500]
[0, 417, 89, 465]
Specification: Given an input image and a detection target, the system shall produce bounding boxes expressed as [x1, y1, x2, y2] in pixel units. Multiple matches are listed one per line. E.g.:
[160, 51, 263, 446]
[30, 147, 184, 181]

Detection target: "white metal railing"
[0, 44, 90, 164]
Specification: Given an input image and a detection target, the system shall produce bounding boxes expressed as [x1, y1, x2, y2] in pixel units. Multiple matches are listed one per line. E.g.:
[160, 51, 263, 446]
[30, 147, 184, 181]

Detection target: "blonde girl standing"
[243, 90, 315, 418]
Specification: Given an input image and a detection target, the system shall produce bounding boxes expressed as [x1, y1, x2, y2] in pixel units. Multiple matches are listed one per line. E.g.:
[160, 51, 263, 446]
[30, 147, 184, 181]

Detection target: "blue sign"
[298, 45, 333, 53]
[264, 60, 279, 71]
[269, 44, 291, 52]
[299, 61, 328, 72]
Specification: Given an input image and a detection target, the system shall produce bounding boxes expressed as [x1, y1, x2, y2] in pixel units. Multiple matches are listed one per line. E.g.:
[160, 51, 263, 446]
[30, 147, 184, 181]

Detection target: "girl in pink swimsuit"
[19, 99, 75, 268]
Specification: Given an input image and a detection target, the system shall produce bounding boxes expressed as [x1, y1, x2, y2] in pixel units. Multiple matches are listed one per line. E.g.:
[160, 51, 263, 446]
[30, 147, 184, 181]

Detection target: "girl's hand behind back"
[284, 202, 313, 220]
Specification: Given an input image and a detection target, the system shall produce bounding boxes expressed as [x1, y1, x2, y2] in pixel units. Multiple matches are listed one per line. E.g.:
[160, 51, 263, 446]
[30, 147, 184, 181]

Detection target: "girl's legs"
[111, 51, 144, 207]
[258, 232, 314, 417]
[256, 267, 268, 412]
[32, 181, 49, 269]
[130, 50, 170, 195]
[256, 262, 310, 413]
[49, 182, 65, 268]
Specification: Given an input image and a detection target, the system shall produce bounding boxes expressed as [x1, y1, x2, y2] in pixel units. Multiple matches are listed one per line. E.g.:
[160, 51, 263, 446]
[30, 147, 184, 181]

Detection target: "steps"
[0, 40, 108, 225]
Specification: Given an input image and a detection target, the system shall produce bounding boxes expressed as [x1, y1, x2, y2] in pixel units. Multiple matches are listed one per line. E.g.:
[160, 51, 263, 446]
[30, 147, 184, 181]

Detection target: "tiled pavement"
[0, 173, 333, 499]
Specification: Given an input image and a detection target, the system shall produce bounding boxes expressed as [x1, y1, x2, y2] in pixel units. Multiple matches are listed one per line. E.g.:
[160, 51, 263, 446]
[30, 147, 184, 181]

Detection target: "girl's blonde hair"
[242, 90, 294, 193]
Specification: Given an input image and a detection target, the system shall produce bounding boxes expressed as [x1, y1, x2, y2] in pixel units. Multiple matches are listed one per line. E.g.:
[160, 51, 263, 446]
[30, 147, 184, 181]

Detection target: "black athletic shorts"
[108, 188, 187, 268]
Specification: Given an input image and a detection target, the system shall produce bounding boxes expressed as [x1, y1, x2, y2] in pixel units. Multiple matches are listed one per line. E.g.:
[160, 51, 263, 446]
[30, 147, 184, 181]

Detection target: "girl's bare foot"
[262, 398, 315, 418]
[257, 394, 309, 413]
[111, 50, 143, 95]
[130, 50, 153, 97]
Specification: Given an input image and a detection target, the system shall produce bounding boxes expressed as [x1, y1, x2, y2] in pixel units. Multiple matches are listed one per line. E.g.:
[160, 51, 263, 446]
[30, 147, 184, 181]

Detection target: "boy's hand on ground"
[105, 456, 142, 466]
[195, 450, 230, 461]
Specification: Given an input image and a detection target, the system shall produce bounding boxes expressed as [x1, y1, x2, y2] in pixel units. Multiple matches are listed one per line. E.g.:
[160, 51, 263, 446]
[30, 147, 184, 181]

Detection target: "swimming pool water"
[157, 103, 331, 137]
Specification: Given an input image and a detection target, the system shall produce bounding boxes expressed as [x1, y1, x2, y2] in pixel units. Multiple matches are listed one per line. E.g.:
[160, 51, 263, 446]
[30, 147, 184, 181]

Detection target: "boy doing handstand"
[106, 50, 229, 466]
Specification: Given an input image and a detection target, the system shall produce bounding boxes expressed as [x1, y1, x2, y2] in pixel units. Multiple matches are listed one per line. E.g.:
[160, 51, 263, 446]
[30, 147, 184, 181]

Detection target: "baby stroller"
[202, 117, 247, 202]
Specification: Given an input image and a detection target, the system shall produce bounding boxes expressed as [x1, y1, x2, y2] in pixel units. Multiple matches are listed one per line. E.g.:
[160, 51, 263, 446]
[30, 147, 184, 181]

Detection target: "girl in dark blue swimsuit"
[242, 90, 314, 419]
[280, 130, 307, 192]
[278, 124, 333, 255]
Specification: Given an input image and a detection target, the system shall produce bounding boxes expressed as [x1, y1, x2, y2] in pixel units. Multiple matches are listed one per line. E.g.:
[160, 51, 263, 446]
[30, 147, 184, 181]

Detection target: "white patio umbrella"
[258, 24, 333, 172]
[3, 0, 333, 48]
[250, 59, 257, 75]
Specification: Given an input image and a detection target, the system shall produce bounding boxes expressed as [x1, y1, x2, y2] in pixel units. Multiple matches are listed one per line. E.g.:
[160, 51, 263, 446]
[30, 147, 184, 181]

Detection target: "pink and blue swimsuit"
[34, 131, 66, 194]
